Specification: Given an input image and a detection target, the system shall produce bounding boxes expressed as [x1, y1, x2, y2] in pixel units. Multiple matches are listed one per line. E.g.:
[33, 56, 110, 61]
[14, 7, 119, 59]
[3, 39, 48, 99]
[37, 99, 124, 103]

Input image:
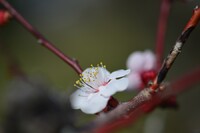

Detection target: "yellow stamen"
[100, 62, 103, 66]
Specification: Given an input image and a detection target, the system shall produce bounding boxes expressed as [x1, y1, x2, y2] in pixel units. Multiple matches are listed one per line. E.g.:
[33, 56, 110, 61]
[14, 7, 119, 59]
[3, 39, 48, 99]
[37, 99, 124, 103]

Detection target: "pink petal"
[126, 51, 146, 72]
[143, 50, 156, 70]
[127, 72, 142, 90]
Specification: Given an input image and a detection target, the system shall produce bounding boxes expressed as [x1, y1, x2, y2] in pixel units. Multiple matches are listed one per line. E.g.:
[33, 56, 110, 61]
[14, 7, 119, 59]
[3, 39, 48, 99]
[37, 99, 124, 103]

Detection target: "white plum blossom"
[126, 50, 156, 90]
[70, 63, 130, 114]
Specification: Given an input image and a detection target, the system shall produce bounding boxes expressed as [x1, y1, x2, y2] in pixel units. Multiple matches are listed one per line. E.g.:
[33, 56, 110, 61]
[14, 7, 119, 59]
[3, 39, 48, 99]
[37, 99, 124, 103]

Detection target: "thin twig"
[84, 6, 200, 132]
[0, 0, 83, 74]
[155, 0, 172, 69]
[154, 5, 200, 87]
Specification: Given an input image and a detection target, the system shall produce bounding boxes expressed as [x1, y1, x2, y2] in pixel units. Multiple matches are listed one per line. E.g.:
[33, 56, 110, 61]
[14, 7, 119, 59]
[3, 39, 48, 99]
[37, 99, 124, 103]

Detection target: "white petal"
[98, 67, 110, 76]
[126, 51, 146, 72]
[127, 73, 142, 90]
[97, 67, 110, 82]
[80, 91, 109, 114]
[69, 89, 88, 109]
[100, 78, 129, 96]
[143, 50, 156, 70]
[109, 69, 130, 79]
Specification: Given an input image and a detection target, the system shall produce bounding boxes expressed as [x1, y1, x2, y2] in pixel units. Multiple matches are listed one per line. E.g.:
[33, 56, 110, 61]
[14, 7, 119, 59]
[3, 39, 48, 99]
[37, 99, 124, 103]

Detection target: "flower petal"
[127, 72, 141, 90]
[109, 69, 130, 79]
[143, 50, 156, 70]
[100, 78, 129, 96]
[80, 90, 109, 114]
[126, 51, 146, 72]
[97, 67, 110, 83]
[69, 89, 88, 109]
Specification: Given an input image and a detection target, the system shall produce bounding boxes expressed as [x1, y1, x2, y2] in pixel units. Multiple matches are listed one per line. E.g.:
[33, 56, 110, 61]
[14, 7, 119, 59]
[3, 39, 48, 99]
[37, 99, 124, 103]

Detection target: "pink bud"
[0, 10, 11, 26]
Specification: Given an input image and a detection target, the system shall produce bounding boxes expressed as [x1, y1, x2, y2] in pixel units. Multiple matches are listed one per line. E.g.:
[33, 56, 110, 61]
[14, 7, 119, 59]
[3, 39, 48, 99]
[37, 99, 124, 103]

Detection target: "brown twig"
[153, 5, 200, 88]
[84, 6, 200, 132]
[155, 0, 172, 69]
[0, 0, 83, 74]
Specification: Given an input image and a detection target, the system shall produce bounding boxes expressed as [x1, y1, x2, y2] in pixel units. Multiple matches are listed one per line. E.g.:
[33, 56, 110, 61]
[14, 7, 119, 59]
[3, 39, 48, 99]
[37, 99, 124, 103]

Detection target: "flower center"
[74, 62, 108, 93]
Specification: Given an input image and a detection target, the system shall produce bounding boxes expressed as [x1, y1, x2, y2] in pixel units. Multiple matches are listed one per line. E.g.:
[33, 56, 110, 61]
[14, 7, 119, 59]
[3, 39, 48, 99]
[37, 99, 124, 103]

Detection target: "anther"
[100, 62, 103, 66]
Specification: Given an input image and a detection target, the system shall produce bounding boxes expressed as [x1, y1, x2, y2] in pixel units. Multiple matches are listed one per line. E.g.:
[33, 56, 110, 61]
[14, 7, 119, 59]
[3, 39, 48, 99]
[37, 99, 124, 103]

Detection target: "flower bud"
[0, 10, 11, 26]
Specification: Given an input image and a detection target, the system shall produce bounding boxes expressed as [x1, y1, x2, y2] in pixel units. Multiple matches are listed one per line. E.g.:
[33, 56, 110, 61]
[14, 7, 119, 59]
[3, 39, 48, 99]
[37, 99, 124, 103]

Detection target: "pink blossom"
[126, 50, 156, 90]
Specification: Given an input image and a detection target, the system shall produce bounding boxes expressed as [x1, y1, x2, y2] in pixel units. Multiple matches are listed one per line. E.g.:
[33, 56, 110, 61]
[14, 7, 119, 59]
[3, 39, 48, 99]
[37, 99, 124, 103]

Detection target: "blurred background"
[0, 0, 200, 133]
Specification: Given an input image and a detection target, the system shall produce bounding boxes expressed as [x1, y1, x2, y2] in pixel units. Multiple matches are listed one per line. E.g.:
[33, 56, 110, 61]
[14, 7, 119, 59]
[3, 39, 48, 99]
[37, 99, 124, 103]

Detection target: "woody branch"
[91, 65, 200, 133]
[154, 5, 200, 86]
[85, 6, 200, 132]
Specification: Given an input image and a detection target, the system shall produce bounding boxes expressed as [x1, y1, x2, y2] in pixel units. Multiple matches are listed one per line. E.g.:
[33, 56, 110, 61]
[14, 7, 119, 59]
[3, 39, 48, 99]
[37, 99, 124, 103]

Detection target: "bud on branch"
[0, 10, 11, 25]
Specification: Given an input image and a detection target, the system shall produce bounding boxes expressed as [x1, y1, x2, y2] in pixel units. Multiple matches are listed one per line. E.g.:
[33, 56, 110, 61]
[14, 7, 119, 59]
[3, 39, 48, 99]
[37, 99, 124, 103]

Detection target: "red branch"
[155, 0, 172, 69]
[0, 0, 83, 75]
[85, 6, 200, 133]
[171, 67, 200, 94]
[93, 67, 200, 133]
[184, 6, 200, 32]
